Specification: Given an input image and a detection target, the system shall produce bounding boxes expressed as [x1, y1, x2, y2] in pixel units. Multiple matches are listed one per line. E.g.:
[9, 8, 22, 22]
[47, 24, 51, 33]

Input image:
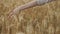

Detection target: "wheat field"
[0, 0, 60, 34]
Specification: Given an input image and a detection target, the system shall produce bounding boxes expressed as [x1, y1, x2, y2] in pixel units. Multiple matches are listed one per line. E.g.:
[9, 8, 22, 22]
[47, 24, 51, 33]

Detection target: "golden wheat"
[0, 0, 60, 34]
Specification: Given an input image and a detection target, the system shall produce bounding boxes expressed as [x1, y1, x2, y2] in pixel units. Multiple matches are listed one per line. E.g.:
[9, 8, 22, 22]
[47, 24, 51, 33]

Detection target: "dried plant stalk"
[0, 0, 60, 34]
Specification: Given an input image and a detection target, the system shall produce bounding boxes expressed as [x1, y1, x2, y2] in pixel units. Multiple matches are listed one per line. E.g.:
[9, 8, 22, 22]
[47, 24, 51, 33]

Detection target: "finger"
[8, 11, 14, 19]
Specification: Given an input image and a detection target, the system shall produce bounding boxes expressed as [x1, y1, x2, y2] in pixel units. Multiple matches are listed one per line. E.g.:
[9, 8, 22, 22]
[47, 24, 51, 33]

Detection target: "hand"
[8, 8, 19, 18]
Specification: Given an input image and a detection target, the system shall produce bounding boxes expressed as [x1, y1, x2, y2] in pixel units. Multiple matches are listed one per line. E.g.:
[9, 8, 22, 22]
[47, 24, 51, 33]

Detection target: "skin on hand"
[8, 0, 37, 18]
[8, 0, 55, 18]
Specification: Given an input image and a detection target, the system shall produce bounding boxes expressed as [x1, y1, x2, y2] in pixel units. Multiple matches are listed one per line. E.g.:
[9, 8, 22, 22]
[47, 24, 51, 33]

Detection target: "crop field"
[0, 0, 60, 34]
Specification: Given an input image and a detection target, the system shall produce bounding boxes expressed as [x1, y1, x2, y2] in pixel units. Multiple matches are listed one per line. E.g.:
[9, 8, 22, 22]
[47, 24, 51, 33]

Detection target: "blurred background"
[0, 0, 60, 34]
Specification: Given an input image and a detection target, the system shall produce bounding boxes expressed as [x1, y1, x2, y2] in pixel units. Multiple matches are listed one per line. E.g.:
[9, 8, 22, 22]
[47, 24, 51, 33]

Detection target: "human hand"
[8, 8, 20, 18]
